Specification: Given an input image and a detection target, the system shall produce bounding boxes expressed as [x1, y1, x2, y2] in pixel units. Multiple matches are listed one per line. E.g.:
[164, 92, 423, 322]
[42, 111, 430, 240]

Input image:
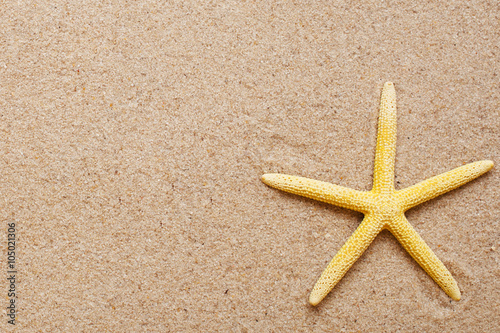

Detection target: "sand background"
[1, 1, 499, 332]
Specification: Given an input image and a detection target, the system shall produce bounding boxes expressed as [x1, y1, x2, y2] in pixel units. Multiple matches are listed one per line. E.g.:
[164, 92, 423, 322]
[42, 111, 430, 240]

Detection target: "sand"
[1, 1, 499, 332]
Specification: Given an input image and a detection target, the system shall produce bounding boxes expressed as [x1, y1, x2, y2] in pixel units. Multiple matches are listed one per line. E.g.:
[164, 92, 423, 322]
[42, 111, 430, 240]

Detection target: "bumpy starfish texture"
[262, 82, 493, 306]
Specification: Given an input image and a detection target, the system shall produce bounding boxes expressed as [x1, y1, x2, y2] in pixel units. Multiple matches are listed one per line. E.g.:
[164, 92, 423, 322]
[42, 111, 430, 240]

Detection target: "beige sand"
[1, 1, 498, 332]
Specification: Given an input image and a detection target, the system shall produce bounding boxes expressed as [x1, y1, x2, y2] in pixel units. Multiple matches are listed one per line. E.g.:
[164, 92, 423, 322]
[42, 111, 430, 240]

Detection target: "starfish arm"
[388, 214, 461, 300]
[396, 160, 494, 211]
[261, 174, 373, 213]
[372, 82, 397, 193]
[309, 215, 383, 305]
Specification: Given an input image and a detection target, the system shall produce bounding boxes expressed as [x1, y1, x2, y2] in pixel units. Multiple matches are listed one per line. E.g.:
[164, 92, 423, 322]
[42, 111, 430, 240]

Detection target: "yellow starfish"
[262, 82, 493, 306]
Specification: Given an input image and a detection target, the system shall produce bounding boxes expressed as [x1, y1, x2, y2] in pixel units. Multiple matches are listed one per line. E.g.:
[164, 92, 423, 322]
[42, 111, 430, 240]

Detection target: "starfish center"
[371, 193, 402, 219]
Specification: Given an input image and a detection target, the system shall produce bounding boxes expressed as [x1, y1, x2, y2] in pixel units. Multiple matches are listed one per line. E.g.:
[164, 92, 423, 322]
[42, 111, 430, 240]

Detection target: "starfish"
[262, 82, 493, 306]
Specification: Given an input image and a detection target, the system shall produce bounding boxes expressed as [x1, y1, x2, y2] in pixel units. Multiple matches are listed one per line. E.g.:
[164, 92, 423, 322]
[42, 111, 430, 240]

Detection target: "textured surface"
[1, 1, 499, 332]
[262, 83, 493, 305]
